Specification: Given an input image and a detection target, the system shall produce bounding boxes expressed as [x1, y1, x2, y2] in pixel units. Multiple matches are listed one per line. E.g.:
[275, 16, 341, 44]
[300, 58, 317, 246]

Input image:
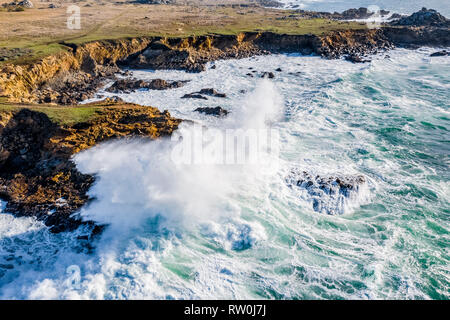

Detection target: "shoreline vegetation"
[0, 1, 449, 232]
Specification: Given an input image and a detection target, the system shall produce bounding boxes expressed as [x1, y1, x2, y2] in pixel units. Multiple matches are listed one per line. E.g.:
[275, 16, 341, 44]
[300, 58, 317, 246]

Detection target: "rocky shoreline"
[0, 101, 181, 232]
[0, 8, 448, 233]
[1, 9, 449, 106]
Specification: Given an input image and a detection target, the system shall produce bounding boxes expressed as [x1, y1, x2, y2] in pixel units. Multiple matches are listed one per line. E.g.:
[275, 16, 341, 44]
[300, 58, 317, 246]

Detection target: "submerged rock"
[287, 170, 368, 215]
[194, 106, 229, 117]
[430, 50, 449, 57]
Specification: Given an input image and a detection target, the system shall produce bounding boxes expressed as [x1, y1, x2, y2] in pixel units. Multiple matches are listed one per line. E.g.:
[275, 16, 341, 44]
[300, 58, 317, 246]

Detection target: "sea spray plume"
[74, 80, 284, 232]
[226, 78, 283, 129]
[74, 138, 236, 230]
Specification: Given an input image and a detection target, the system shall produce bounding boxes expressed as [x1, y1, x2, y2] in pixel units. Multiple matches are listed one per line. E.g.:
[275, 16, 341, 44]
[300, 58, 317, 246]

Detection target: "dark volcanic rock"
[390, 7, 450, 27]
[430, 50, 449, 57]
[194, 106, 229, 117]
[196, 88, 227, 98]
[182, 88, 226, 99]
[106, 78, 188, 93]
[181, 93, 208, 100]
[287, 170, 368, 215]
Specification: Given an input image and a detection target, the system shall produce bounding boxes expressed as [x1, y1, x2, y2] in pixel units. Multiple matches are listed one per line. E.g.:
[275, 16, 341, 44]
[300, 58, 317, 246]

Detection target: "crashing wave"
[287, 169, 371, 215]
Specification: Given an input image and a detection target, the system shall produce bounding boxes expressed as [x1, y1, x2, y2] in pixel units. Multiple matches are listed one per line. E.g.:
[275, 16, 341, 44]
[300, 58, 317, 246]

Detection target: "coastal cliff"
[1, 29, 448, 105]
[0, 100, 181, 232]
[0, 8, 448, 232]
[0, 38, 152, 103]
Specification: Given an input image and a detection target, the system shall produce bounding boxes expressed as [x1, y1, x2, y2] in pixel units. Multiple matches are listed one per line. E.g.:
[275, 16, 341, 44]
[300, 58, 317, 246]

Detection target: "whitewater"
[0, 47, 449, 299]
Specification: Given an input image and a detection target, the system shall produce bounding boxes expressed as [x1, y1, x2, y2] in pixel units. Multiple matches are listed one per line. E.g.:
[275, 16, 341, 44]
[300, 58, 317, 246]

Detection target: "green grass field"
[0, 98, 99, 125]
[0, 3, 367, 65]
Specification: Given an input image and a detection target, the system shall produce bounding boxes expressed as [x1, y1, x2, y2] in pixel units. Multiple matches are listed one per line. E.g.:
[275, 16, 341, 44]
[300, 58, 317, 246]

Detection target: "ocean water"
[276, 0, 450, 16]
[0, 47, 449, 299]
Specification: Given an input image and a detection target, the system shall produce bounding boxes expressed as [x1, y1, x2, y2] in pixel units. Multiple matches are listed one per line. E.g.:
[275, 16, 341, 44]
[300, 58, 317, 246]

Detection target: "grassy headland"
[0, 1, 367, 65]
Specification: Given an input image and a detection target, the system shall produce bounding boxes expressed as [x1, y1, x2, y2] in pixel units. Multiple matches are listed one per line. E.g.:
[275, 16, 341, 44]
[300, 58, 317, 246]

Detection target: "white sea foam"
[1, 48, 449, 299]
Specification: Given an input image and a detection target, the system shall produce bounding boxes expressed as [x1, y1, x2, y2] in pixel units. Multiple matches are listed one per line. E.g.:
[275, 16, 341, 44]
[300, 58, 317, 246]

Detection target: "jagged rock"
[106, 78, 188, 93]
[287, 170, 368, 215]
[194, 106, 229, 117]
[129, 44, 206, 72]
[37, 71, 108, 105]
[318, 29, 393, 59]
[430, 50, 449, 57]
[391, 7, 450, 27]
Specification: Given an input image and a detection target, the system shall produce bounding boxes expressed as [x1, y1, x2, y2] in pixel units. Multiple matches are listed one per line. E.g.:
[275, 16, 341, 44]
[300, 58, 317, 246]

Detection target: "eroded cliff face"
[0, 100, 181, 232]
[0, 38, 152, 103]
[0, 24, 448, 105]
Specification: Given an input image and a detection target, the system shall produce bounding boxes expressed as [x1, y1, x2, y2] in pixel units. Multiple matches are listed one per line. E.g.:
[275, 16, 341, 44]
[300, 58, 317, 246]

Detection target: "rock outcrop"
[0, 38, 152, 104]
[390, 7, 450, 28]
[0, 101, 181, 232]
[287, 170, 368, 215]
[182, 88, 227, 100]
[1, 9, 449, 104]
[194, 106, 229, 117]
[106, 78, 188, 93]
[125, 35, 268, 72]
